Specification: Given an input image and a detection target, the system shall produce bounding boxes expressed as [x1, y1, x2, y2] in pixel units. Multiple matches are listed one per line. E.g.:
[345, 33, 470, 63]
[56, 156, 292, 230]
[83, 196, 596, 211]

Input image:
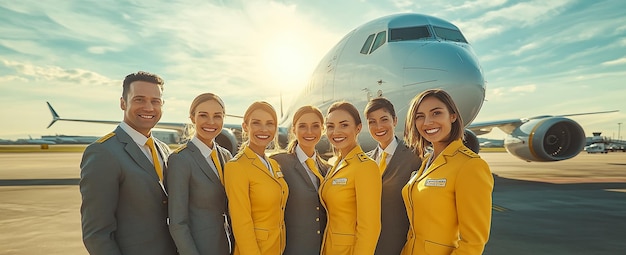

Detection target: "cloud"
[510, 84, 536, 93]
[602, 57, 626, 66]
[1, 59, 116, 86]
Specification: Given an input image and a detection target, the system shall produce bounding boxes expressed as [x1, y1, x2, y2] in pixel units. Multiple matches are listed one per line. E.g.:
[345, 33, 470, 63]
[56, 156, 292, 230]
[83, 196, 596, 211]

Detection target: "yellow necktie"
[146, 137, 163, 181]
[211, 149, 224, 185]
[379, 151, 388, 174]
[305, 158, 324, 182]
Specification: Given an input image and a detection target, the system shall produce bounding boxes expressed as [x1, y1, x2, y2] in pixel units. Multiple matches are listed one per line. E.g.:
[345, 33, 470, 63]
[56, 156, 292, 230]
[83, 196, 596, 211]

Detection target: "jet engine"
[464, 129, 480, 153]
[504, 117, 585, 162]
[216, 128, 240, 155]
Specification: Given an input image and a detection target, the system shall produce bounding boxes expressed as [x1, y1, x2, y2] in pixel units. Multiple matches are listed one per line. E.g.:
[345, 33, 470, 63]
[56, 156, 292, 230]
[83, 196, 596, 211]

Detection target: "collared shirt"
[377, 136, 398, 166]
[253, 151, 274, 176]
[119, 122, 163, 168]
[295, 144, 320, 188]
[190, 136, 221, 178]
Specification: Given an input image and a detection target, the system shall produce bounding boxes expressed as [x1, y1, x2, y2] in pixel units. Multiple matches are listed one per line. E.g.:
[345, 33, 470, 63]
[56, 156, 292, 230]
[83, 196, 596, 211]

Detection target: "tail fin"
[46, 102, 61, 128]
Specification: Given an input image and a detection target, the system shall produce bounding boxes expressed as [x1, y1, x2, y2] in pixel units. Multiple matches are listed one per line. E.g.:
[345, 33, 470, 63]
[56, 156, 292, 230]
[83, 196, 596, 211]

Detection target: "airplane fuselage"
[279, 13, 485, 152]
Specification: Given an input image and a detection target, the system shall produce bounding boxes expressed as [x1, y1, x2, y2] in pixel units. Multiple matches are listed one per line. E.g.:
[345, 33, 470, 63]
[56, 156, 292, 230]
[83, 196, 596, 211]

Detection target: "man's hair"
[122, 71, 164, 100]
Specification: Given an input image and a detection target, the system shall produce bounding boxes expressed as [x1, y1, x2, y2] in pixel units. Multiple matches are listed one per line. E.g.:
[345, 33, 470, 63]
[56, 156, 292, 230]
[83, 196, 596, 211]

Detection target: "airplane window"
[360, 34, 375, 54]
[433, 26, 467, 43]
[370, 31, 386, 53]
[389, 26, 430, 41]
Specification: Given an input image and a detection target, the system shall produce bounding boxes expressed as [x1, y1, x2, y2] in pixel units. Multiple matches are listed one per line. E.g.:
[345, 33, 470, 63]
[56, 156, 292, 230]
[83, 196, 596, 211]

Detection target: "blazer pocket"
[424, 240, 455, 255]
[254, 228, 269, 241]
[332, 232, 355, 246]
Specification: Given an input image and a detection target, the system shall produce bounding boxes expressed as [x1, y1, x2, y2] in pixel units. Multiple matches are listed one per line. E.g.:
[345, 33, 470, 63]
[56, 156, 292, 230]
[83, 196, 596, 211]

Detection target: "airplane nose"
[402, 42, 485, 125]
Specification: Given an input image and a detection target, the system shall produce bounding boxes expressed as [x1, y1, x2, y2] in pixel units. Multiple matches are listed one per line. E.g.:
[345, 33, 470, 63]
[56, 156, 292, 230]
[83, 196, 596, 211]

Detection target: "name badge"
[332, 178, 348, 185]
[276, 171, 284, 178]
[425, 178, 447, 187]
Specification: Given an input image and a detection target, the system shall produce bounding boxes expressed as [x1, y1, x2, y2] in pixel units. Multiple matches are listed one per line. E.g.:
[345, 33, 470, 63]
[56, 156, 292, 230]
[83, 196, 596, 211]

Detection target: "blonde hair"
[241, 101, 279, 153]
[183, 93, 225, 140]
[286, 105, 324, 153]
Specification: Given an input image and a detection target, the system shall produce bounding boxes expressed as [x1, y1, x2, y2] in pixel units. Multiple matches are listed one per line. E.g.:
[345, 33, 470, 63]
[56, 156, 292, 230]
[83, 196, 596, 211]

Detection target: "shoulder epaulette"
[96, 132, 115, 143]
[232, 150, 245, 161]
[357, 152, 370, 162]
[172, 144, 187, 154]
[459, 147, 479, 158]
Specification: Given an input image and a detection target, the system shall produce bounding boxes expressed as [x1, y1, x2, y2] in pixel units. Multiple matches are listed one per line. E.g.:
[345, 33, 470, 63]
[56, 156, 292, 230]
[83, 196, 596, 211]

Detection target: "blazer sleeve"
[354, 160, 383, 254]
[453, 158, 494, 255]
[166, 153, 201, 255]
[79, 144, 123, 255]
[224, 161, 262, 255]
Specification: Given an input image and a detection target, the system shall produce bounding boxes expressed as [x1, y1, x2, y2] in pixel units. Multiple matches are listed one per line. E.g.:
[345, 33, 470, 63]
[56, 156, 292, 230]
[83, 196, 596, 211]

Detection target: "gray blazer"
[270, 152, 329, 255]
[79, 126, 176, 255]
[367, 139, 422, 255]
[166, 141, 233, 255]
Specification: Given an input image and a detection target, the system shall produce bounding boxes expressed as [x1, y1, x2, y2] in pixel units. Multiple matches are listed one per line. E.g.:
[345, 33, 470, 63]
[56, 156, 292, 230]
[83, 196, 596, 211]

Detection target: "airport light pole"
[618, 122, 622, 141]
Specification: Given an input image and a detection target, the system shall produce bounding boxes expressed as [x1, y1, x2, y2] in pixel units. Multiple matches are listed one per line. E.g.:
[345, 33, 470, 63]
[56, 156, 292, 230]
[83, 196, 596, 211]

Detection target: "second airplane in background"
[48, 13, 612, 162]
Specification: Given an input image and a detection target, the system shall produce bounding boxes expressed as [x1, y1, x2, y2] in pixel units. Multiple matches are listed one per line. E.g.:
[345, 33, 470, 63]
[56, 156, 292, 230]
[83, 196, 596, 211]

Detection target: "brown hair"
[122, 71, 164, 101]
[327, 101, 362, 126]
[404, 89, 463, 157]
[286, 105, 324, 153]
[364, 97, 396, 119]
[326, 101, 362, 156]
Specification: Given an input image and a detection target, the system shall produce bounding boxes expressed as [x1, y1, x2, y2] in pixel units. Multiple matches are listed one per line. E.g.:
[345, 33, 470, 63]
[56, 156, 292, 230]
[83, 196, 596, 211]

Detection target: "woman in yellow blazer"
[224, 101, 289, 255]
[402, 89, 494, 255]
[320, 101, 382, 255]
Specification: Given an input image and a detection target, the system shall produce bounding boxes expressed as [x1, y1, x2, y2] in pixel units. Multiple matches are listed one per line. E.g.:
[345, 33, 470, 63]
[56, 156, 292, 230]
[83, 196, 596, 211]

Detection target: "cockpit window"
[433, 26, 467, 43]
[389, 26, 431, 41]
[360, 34, 375, 54]
[370, 31, 386, 53]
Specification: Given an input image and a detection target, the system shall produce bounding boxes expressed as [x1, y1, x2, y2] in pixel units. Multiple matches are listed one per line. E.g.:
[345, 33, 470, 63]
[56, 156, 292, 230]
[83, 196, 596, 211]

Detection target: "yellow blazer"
[224, 145, 289, 255]
[401, 139, 493, 255]
[319, 145, 382, 255]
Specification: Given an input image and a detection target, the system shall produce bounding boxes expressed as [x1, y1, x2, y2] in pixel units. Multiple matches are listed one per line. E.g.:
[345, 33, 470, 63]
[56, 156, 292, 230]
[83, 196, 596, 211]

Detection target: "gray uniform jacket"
[367, 139, 422, 255]
[270, 152, 329, 255]
[79, 126, 177, 255]
[166, 142, 233, 255]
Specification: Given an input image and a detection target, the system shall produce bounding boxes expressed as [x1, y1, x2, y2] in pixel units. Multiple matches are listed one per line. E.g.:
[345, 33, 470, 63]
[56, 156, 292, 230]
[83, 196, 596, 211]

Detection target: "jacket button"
[316, 206, 320, 210]
[162, 200, 167, 204]
[317, 230, 320, 234]
[316, 218, 320, 222]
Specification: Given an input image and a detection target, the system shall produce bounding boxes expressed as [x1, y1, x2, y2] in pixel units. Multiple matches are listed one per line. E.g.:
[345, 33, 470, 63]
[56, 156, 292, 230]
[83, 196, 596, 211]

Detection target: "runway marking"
[0, 178, 79, 186]
[492, 204, 509, 212]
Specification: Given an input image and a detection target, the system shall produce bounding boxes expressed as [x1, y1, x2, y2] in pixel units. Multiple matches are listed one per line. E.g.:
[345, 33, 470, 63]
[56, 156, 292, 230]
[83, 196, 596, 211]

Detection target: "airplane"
[46, 13, 617, 162]
[15, 135, 57, 145]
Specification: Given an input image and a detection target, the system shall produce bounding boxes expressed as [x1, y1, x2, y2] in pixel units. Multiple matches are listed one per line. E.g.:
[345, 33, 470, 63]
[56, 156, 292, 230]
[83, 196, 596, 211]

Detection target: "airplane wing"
[467, 110, 619, 136]
[465, 110, 618, 162]
[45, 102, 288, 155]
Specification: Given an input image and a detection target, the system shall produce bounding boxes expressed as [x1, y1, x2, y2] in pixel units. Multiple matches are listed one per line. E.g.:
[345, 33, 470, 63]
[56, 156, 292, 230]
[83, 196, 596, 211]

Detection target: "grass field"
[0, 144, 508, 153]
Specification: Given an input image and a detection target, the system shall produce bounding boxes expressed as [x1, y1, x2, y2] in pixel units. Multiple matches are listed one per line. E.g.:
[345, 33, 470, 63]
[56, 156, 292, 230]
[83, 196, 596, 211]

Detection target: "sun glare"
[262, 35, 317, 93]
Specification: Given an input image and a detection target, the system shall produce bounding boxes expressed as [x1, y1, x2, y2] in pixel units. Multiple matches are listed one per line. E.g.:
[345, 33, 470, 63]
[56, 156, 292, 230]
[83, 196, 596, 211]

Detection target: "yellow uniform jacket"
[224, 145, 289, 255]
[401, 139, 493, 255]
[319, 145, 382, 255]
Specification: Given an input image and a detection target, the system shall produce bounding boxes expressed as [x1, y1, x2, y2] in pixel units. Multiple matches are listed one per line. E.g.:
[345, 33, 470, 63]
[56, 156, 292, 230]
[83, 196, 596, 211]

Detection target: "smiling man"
[79, 71, 177, 255]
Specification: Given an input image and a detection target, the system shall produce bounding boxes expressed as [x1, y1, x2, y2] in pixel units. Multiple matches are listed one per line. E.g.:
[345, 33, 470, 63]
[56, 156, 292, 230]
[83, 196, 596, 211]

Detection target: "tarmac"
[1, 151, 625, 255]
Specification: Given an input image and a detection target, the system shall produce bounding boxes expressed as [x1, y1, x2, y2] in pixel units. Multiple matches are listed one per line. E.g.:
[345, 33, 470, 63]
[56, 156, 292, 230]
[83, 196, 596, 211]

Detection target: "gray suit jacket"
[270, 152, 329, 255]
[166, 142, 233, 255]
[367, 139, 422, 255]
[80, 126, 177, 255]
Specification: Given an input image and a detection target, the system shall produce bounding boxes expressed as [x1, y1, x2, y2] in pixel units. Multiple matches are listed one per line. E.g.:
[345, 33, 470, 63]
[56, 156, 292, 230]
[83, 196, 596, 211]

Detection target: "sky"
[1, 0, 625, 141]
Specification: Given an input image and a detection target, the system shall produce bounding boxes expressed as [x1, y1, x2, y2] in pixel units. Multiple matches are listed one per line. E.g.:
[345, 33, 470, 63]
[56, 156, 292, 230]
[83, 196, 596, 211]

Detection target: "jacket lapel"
[416, 139, 464, 182]
[116, 127, 159, 181]
[244, 146, 278, 181]
[290, 153, 317, 189]
[187, 142, 222, 185]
